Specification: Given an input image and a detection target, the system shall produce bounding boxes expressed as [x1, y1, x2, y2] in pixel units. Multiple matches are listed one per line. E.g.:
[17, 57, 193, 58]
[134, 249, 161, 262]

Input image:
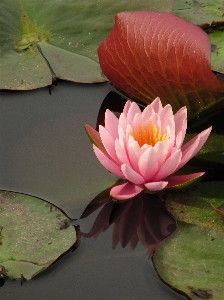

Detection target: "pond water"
[0, 82, 186, 299]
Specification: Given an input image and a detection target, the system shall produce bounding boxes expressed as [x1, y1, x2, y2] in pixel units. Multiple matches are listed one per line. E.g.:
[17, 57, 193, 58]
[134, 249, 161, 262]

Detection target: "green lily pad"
[153, 181, 224, 299]
[0, 191, 76, 280]
[0, 0, 173, 90]
[174, 0, 224, 25]
[207, 26, 224, 75]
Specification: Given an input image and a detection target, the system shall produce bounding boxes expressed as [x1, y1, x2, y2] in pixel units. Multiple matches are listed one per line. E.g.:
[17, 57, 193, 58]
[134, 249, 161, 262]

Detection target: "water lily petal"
[160, 104, 174, 128]
[145, 113, 161, 130]
[150, 97, 163, 113]
[105, 109, 119, 139]
[138, 147, 158, 182]
[141, 103, 154, 122]
[153, 139, 170, 166]
[166, 172, 204, 188]
[127, 101, 141, 122]
[99, 125, 119, 163]
[174, 106, 187, 148]
[132, 113, 142, 132]
[177, 126, 212, 170]
[118, 126, 125, 147]
[115, 139, 130, 165]
[165, 123, 176, 154]
[145, 181, 168, 191]
[121, 164, 145, 184]
[128, 136, 142, 172]
[110, 182, 144, 200]
[93, 145, 125, 178]
[123, 100, 132, 116]
[131, 112, 161, 137]
[175, 131, 184, 150]
[154, 149, 182, 181]
[118, 113, 130, 134]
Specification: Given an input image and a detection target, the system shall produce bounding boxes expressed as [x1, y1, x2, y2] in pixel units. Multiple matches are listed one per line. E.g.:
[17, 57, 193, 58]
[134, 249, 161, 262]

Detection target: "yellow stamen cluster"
[130, 125, 167, 147]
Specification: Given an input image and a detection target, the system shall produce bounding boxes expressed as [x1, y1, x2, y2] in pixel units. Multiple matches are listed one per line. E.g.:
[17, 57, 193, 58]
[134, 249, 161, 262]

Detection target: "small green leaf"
[0, 191, 76, 280]
[153, 181, 224, 299]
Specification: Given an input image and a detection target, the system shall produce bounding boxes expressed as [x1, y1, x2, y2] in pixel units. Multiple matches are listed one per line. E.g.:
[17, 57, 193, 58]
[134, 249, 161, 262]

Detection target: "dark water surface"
[0, 82, 186, 299]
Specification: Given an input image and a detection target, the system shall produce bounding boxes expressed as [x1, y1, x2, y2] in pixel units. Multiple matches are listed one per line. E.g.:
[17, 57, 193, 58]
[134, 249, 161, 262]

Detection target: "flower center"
[130, 125, 167, 147]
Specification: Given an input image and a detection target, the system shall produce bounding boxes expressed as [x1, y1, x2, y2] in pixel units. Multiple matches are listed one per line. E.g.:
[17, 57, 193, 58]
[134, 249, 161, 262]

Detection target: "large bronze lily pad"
[98, 11, 224, 120]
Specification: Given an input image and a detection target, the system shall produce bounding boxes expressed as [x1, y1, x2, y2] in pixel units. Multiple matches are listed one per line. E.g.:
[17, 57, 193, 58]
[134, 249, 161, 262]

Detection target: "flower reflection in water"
[80, 192, 176, 257]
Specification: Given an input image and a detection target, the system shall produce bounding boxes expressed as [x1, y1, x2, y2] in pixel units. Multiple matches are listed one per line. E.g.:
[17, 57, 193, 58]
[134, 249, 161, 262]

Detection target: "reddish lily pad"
[0, 191, 77, 280]
[98, 11, 224, 120]
[0, 0, 173, 90]
[153, 181, 224, 299]
[174, 1, 224, 75]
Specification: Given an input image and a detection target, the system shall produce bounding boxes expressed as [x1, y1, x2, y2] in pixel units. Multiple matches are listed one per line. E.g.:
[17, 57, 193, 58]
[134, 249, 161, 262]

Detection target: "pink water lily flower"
[85, 98, 211, 200]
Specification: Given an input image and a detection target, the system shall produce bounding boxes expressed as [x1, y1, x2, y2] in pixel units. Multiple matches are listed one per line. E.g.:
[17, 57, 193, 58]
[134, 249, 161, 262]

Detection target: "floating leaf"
[174, 0, 224, 25]
[0, 191, 76, 280]
[0, 0, 173, 90]
[98, 11, 224, 120]
[153, 181, 224, 299]
[205, 25, 224, 75]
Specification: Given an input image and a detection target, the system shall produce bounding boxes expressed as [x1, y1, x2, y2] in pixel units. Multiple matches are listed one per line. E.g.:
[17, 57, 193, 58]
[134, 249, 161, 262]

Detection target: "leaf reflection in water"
[80, 192, 176, 257]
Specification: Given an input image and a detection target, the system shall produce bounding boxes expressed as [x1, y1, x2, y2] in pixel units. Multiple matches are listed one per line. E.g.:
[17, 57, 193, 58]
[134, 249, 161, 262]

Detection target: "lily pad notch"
[0, 0, 172, 90]
[0, 190, 78, 280]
